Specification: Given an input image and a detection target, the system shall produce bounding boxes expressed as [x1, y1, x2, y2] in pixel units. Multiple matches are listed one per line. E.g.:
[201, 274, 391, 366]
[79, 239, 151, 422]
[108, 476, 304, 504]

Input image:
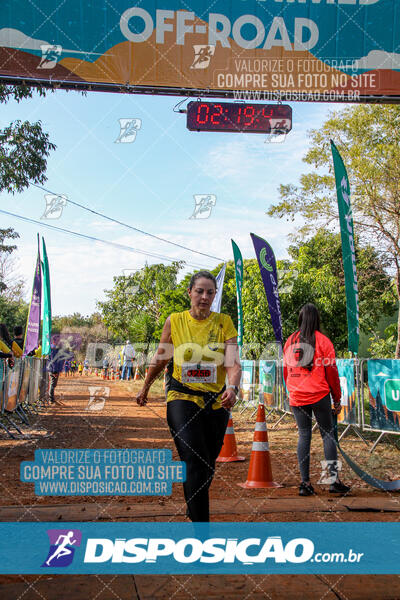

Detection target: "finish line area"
[1, 375, 398, 522]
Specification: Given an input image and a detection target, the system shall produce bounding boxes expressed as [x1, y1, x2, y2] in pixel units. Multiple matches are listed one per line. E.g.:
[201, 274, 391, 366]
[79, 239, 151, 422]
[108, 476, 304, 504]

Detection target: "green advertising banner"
[368, 359, 400, 433]
[331, 140, 359, 355]
[41, 238, 51, 356]
[231, 240, 243, 350]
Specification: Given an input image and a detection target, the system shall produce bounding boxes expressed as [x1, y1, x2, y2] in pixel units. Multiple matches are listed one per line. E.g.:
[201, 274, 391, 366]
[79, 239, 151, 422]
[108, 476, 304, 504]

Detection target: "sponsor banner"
[331, 141, 360, 354]
[336, 359, 357, 425]
[20, 449, 185, 497]
[239, 360, 255, 406]
[4, 359, 22, 411]
[1, 1, 399, 99]
[250, 233, 283, 348]
[231, 240, 243, 350]
[368, 360, 400, 432]
[18, 358, 31, 404]
[0, 522, 398, 574]
[258, 360, 277, 408]
[41, 237, 52, 356]
[23, 239, 42, 357]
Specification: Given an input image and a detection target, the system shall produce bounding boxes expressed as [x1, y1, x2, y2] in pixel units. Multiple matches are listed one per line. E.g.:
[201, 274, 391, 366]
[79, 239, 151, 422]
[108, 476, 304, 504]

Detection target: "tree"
[97, 262, 183, 352]
[0, 228, 28, 333]
[0, 85, 56, 193]
[267, 105, 400, 357]
[0, 227, 20, 293]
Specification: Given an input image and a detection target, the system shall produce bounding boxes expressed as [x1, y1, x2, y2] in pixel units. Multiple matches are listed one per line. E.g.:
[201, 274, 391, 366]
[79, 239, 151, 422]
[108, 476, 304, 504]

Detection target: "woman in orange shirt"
[283, 304, 350, 496]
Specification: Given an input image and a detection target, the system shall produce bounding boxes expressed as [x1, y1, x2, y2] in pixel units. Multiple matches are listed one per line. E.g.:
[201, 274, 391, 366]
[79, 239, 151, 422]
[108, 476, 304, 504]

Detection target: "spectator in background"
[0, 324, 15, 367]
[283, 303, 350, 496]
[48, 342, 65, 404]
[83, 358, 89, 375]
[71, 359, 77, 375]
[12, 326, 24, 356]
[63, 359, 71, 377]
[122, 340, 135, 380]
[78, 361, 84, 375]
[102, 356, 109, 379]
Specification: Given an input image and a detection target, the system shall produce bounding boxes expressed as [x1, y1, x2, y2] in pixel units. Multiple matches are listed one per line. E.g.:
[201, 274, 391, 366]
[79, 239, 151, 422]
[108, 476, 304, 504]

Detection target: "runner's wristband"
[227, 385, 239, 395]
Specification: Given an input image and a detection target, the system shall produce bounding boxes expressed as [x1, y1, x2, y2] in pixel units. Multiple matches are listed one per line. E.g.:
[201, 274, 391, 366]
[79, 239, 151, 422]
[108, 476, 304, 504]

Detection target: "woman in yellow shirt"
[136, 271, 241, 522]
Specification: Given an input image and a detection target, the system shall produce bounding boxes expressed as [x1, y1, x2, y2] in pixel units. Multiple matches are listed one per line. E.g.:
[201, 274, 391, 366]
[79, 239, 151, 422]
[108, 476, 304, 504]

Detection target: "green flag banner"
[231, 240, 243, 350]
[331, 140, 359, 355]
[41, 237, 52, 356]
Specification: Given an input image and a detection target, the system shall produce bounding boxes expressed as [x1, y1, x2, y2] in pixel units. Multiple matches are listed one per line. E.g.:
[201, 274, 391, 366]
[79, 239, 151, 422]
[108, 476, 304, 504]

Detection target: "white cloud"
[0, 27, 102, 55]
[351, 50, 400, 70]
[0, 28, 48, 50]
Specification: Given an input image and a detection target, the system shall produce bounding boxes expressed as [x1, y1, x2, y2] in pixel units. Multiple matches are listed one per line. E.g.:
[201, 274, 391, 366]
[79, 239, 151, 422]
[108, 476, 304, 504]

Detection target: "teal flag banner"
[231, 240, 243, 350]
[330, 140, 359, 354]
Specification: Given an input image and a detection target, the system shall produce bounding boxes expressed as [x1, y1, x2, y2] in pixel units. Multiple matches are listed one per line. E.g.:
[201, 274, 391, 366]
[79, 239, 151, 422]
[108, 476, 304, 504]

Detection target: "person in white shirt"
[122, 340, 135, 380]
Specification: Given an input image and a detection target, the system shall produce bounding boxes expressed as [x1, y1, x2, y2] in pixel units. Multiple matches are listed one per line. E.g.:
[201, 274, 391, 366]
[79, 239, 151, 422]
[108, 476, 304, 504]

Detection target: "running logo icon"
[38, 45, 62, 69]
[42, 529, 82, 567]
[115, 118, 142, 143]
[189, 195, 216, 219]
[41, 194, 67, 220]
[190, 45, 215, 69]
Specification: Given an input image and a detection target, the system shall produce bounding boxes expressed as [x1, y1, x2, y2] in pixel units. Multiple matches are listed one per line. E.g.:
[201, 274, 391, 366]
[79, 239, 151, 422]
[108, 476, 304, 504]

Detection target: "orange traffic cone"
[134, 367, 140, 381]
[217, 412, 245, 463]
[111, 369, 114, 381]
[238, 402, 281, 488]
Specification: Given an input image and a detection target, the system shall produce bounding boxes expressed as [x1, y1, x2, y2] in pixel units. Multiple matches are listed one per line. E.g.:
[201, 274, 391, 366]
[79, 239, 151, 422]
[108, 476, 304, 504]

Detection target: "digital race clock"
[186, 101, 292, 134]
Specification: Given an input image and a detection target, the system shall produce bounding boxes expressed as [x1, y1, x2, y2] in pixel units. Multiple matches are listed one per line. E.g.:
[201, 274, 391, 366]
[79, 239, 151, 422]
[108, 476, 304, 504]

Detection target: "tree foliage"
[0, 85, 55, 193]
[267, 104, 400, 356]
[0, 228, 28, 332]
[97, 262, 183, 350]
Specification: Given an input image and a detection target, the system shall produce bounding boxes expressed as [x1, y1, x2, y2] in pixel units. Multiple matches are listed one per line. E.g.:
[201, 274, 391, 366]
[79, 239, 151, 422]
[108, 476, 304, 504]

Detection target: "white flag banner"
[211, 263, 226, 313]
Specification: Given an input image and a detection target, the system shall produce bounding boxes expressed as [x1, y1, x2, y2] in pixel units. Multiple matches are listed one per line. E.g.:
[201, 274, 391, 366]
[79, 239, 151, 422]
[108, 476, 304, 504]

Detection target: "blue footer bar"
[1, 522, 398, 574]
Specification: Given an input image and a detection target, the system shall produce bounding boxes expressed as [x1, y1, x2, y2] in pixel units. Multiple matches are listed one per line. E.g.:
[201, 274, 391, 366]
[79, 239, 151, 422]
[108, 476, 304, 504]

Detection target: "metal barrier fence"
[0, 358, 49, 438]
[238, 358, 400, 451]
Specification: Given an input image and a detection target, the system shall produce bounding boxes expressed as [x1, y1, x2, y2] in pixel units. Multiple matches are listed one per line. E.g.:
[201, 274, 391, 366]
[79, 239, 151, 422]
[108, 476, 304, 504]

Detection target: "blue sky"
[0, 90, 340, 315]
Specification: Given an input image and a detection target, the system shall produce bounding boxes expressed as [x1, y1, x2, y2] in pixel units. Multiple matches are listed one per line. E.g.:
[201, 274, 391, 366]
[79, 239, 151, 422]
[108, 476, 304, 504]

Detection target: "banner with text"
[1, 1, 399, 99]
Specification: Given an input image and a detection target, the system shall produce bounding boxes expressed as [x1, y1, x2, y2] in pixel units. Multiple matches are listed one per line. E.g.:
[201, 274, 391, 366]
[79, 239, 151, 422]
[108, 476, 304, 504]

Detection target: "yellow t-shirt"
[167, 310, 237, 409]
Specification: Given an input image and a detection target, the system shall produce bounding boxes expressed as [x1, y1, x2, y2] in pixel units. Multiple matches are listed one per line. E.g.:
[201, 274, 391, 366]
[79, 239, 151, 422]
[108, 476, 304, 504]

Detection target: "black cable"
[30, 183, 225, 262]
[0, 209, 209, 269]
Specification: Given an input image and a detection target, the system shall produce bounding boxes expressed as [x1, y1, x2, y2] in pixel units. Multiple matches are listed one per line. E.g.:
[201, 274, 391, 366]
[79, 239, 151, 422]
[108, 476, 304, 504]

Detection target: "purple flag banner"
[23, 238, 42, 356]
[250, 233, 283, 347]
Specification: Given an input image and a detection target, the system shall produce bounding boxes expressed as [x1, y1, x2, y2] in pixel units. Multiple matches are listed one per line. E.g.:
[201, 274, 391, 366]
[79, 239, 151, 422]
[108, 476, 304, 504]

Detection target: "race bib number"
[181, 363, 217, 383]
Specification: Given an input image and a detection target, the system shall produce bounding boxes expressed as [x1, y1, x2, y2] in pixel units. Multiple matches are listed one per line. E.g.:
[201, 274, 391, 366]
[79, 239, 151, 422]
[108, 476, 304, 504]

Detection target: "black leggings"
[166, 400, 229, 522]
[291, 394, 337, 483]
